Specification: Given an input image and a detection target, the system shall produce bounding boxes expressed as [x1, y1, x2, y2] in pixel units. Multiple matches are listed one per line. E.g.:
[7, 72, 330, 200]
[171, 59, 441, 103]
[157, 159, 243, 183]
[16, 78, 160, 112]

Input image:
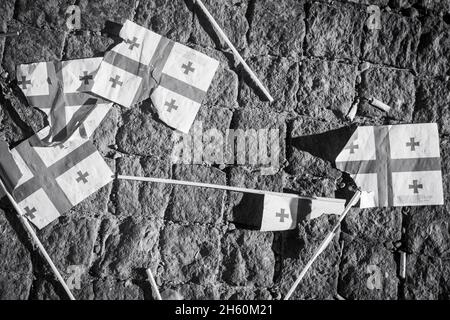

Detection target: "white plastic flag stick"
[0, 178, 76, 301]
[146, 268, 162, 300]
[117, 175, 341, 203]
[284, 190, 362, 300]
[193, 0, 274, 102]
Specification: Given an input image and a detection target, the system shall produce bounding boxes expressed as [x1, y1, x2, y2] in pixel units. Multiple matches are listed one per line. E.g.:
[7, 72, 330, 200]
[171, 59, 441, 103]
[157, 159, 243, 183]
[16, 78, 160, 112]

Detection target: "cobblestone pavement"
[1, 0, 449, 300]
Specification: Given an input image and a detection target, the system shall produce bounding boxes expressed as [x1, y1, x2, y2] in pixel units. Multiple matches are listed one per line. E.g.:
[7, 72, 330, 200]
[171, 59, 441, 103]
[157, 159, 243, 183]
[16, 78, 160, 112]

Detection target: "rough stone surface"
[64, 32, 115, 60]
[404, 254, 450, 299]
[416, 17, 450, 77]
[239, 56, 299, 113]
[0, 208, 33, 299]
[2, 20, 66, 75]
[297, 59, 357, 121]
[0, 0, 449, 301]
[342, 207, 402, 245]
[221, 230, 275, 287]
[359, 66, 416, 121]
[134, 0, 193, 43]
[160, 223, 221, 285]
[306, 2, 365, 62]
[338, 237, 399, 300]
[78, 0, 136, 32]
[36, 216, 100, 277]
[414, 78, 450, 135]
[362, 11, 421, 70]
[405, 206, 450, 259]
[248, 0, 305, 59]
[166, 165, 226, 224]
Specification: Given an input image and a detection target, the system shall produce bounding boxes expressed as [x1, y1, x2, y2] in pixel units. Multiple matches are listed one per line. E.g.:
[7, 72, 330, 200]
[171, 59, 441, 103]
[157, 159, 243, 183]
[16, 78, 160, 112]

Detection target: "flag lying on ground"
[233, 193, 346, 231]
[16, 57, 112, 144]
[0, 140, 22, 193]
[335, 123, 443, 208]
[0, 117, 113, 229]
[91, 20, 219, 133]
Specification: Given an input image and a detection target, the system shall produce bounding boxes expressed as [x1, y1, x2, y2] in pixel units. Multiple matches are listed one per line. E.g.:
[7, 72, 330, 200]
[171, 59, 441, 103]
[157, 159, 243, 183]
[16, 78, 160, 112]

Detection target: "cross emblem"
[275, 208, 289, 223]
[109, 75, 123, 88]
[125, 37, 140, 50]
[409, 180, 423, 194]
[165, 99, 179, 113]
[181, 61, 195, 75]
[18, 76, 32, 89]
[76, 171, 89, 184]
[79, 71, 93, 85]
[406, 137, 420, 151]
[345, 141, 359, 154]
[23, 206, 37, 219]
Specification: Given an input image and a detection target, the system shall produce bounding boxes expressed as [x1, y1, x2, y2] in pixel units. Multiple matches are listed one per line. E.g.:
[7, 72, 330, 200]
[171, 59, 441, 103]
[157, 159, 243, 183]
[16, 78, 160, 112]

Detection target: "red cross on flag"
[336, 123, 444, 208]
[16, 57, 112, 145]
[0, 125, 113, 229]
[91, 20, 219, 133]
[233, 193, 345, 231]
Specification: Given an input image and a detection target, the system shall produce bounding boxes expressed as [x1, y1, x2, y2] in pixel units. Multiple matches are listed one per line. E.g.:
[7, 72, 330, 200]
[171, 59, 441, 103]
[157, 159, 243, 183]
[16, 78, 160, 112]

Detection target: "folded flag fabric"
[233, 193, 346, 231]
[0, 140, 22, 194]
[16, 57, 113, 144]
[0, 126, 113, 229]
[336, 123, 443, 208]
[91, 19, 220, 133]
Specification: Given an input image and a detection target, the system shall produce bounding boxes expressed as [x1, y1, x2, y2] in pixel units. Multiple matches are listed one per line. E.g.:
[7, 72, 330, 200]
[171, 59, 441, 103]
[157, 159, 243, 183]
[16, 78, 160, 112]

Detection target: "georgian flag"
[0, 106, 113, 229]
[336, 123, 444, 208]
[16, 57, 112, 144]
[91, 20, 220, 133]
[233, 193, 345, 231]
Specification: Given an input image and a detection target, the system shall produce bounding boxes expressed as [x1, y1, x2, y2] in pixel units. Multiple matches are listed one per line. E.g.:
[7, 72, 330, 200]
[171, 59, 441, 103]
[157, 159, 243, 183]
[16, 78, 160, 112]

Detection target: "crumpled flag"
[233, 193, 345, 231]
[91, 19, 219, 133]
[16, 57, 113, 145]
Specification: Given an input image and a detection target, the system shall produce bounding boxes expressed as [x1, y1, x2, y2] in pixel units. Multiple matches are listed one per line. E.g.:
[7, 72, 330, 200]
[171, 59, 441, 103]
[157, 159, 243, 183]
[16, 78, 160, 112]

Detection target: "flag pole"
[193, 0, 274, 102]
[116, 175, 343, 204]
[0, 179, 76, 301]
[146, 268, 162, 300]
[283, 190, 362, 300]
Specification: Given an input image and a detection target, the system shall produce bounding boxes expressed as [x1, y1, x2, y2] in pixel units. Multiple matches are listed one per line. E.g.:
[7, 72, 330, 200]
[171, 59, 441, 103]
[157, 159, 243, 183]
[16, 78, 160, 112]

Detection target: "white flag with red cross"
[3, 122, 113, 229]
[16, 57, 112, 144]
[336, 123, 444, 208]
[91, 19, 219, 133]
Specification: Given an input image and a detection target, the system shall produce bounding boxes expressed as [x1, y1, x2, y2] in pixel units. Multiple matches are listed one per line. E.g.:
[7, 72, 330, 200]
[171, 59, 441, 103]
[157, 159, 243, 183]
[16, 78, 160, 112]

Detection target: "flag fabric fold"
[16, 57, 113, 144]
[335, 123, 443, 208]
[233, 193, 346, 231]
[0, 140, 23, 194]
[91, 19, 220, 133]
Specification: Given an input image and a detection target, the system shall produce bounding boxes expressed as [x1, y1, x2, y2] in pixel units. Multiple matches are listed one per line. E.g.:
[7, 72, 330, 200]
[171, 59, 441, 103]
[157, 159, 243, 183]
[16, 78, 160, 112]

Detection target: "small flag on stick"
[233, 193, 345, 231]
[2, 126, 113, 229]
[116, 175, 346, 231]
[0, 141, 75, 300]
